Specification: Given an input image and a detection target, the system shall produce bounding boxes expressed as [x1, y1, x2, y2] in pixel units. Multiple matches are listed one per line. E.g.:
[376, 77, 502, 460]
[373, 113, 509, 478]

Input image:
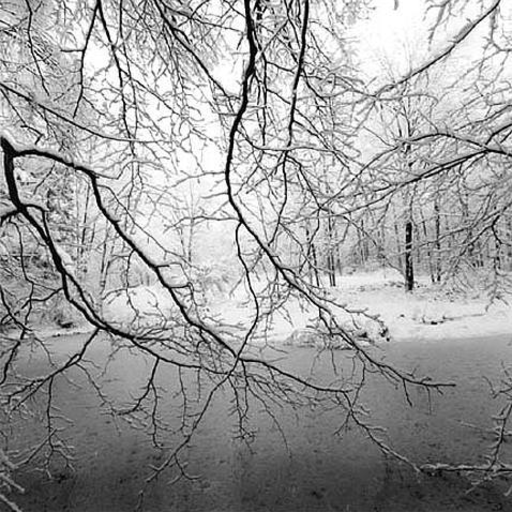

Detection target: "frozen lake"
[9, 333, 512, 512]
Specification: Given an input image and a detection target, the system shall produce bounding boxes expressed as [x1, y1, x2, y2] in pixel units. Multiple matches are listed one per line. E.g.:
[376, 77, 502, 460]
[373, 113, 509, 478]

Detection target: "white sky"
[351, 0, 434, 81]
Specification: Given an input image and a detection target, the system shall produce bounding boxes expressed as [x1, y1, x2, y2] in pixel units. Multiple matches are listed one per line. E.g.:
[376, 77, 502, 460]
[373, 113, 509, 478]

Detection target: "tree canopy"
[1, 0, 512, 509]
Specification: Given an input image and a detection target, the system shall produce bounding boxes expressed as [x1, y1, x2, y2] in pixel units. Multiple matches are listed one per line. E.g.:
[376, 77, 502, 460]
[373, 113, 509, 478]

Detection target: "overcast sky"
[351, 0, 433, 80]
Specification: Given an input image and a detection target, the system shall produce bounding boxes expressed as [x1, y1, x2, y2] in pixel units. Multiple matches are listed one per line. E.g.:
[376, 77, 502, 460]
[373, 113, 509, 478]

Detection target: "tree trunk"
[310, 242, 320, 287]
[358, 218, 368, 266]
[494, 237, 502, 270]
[420, 209, 435, 284]
[394, 220, 403, 270]
[405, 220, 414, 292]
[305, 221, 320, 286]
[327, 215, 336, 287]
[434, 199, 442, 283]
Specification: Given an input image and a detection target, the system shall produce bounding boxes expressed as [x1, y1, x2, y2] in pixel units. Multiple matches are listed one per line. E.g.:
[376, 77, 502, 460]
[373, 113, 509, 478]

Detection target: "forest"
[0, 0, 511, 510]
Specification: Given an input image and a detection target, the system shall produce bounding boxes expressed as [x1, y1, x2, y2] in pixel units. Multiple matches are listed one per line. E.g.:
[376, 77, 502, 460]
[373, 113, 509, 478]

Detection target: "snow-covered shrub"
[284, 319, 389, 349]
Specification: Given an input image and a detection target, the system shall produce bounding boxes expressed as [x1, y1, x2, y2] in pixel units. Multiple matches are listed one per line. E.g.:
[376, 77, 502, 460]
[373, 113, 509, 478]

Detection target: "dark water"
[7, 334, 512, 512]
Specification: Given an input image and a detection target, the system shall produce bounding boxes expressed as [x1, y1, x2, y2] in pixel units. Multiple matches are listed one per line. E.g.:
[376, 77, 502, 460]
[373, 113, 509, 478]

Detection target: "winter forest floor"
[204, 268, 512, 347]
[32, 269, 512, 348]
[333, 268, 512, 343]
[34, 267, 512, 345]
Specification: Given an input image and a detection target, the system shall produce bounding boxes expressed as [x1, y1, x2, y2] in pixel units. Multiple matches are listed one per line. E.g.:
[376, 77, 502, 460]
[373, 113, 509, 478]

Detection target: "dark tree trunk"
[494, 237, 502, 270]
[434, 200, 442, 283]
[420, 210, 434, 284]
[310, 243, 320, 286]
[305, 221, 320, 286]
[327, 215, 336, 287]
[405, 220, 414, 292]
[358, 219, 369, 265]
[327, 253, 336, 287]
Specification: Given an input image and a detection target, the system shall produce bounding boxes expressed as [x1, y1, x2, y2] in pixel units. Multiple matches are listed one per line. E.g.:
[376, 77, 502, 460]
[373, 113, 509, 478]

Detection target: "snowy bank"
[82, 269, 512, 345]
[334, 269, 512, 343]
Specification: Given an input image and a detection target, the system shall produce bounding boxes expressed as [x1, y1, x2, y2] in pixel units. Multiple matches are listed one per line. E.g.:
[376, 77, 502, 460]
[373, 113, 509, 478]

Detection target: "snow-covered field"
[100, 268, 512, 346]
[335, 268, 512, 343]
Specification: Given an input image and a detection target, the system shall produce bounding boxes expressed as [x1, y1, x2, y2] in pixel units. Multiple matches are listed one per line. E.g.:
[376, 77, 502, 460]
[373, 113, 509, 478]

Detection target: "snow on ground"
[335, 268, 512, 342]
[97, 268, 512, 344]
[211, 268, 512, 344]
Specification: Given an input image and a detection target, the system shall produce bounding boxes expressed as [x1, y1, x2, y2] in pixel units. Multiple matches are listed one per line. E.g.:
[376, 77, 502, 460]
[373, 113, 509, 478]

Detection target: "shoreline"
[5, 269, 511, 346]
